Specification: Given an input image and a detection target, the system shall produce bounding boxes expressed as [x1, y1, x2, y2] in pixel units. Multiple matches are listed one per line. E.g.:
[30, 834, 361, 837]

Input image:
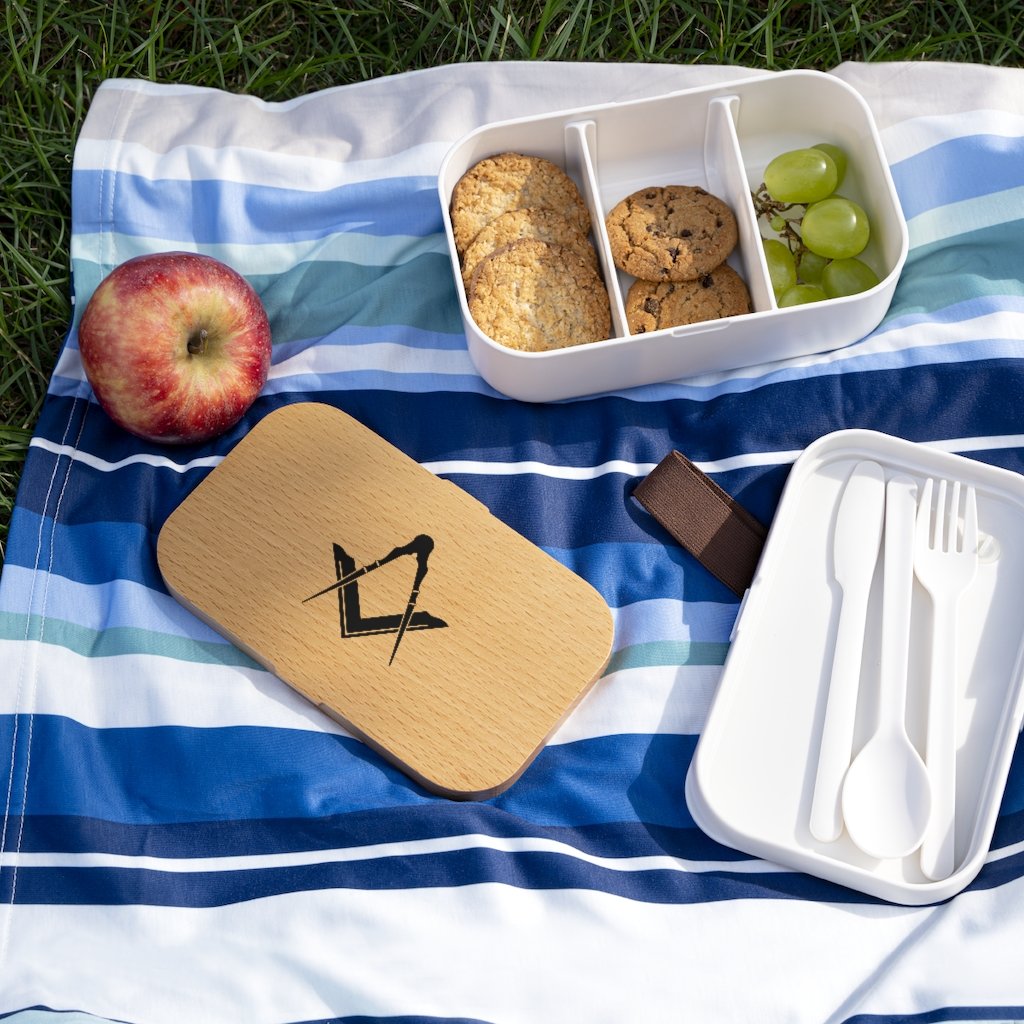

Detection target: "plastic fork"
[914, 478, 978, 880]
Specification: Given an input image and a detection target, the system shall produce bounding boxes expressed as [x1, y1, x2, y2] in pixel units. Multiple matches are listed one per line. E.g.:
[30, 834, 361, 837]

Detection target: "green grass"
[2, 0, 1023, 563]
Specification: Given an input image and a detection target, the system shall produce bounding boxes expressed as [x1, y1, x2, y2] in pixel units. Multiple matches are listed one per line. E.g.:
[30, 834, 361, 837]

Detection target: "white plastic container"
[686, 430, 1024, 905]
[438, 70, 908, 403]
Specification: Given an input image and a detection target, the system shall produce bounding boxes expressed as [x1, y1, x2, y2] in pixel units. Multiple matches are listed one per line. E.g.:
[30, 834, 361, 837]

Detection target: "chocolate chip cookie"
[625, 264, 751, 334]
[467, 239, 610, 352]
[450, 153, 591, 255]
[605, 185, 738, 282]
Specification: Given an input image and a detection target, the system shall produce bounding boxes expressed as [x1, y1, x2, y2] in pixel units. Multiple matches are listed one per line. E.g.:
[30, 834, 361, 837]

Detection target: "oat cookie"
[605, 185, 738, 282]
[625, 264, 751, 334]
[450, 153, 591, 254]
[467, 239, 610, 352]
[461, 207, 598, 287]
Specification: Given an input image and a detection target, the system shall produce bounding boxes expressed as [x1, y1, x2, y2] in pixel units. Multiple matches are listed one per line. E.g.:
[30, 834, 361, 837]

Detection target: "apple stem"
[187, 328, 209, 356]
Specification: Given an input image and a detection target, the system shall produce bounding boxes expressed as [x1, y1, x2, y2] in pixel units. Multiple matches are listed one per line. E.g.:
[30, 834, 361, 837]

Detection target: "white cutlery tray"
[438, 70, 908, 402]
[686, 429, 1024, 904]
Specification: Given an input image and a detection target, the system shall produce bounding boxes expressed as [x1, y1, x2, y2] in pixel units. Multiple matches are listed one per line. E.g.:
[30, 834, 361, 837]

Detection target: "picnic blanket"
[3, 59, 1024, 1023]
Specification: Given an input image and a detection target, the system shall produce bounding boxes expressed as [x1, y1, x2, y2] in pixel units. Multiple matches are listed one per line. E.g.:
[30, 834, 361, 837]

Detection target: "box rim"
[685, 428, 1024, 905]
[437, 70, 909, 386]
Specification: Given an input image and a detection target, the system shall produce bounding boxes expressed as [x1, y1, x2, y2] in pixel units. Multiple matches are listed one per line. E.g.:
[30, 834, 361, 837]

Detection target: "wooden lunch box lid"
[156, 402, 613, 799]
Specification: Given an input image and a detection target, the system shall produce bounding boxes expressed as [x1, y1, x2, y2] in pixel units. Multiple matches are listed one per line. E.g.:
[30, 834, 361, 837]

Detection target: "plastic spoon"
[809, 460, 886, 843]
[842, 473, 932, 859]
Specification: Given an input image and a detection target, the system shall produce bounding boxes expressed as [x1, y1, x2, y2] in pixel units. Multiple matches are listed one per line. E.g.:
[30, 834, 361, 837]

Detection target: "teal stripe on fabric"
[69, 252, 464, 345]
[888, 219, 1024, 321]
[0, 611, 257, 669]
[249, 255, 463, 341]
[603, 640, 729, 674]
[70, 229, 450, 277]
[0, 609, 723, 675]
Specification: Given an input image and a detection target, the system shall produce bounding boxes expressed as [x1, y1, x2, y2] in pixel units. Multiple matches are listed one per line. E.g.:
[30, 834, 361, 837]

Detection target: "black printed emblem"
[302, 534, 447, 664]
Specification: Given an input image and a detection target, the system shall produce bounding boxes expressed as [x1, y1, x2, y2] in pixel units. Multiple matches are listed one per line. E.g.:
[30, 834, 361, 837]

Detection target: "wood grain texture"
[157, 402, 613, 798]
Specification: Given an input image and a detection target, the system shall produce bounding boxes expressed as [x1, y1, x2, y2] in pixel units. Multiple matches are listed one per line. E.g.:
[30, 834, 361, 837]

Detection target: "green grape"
[801, 197, 870, 259]
[779, 283, 828, 307]
[763, 148, 838, 204]
[822, 257, 880, 297]
[811, 143, 848, 187]
[770, 215, 787, 232]
[797, 250, 829, 287]
[763, 239, 797, 298]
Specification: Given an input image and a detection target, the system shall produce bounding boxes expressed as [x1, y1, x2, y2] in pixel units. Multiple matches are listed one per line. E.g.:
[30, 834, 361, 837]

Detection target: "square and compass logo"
[302, 534, 447, 665]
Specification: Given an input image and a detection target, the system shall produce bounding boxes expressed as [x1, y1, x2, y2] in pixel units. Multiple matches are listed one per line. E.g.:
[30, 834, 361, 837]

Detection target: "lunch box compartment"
[685, 430, 1024, 905]
[438, 70, 908, 402]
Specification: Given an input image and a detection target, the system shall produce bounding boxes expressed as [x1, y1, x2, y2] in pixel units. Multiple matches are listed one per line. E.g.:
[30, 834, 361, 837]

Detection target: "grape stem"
[751, 183, 807, 257]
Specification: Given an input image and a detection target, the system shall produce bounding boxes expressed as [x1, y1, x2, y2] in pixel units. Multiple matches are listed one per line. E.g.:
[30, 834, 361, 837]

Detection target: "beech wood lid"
[157, 402, 613, 798]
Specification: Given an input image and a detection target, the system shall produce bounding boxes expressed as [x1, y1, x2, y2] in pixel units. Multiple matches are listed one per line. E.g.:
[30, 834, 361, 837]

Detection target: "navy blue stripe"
[6, 836, 1022, 911]
[843, 1007, 1024, 1024]
[302, 1018, 492, 1024]
[13, 845, 1024, 910]
[959, 846, 1024, 897]
[302, 1018, 493, 1024]
[29, 391, 276, 468]
[35, 351, 1024, 480]
[2, 506, 742, 606]
[18, 434, 1024, 564]
[16, 425, 658, 546]
[0, 1012, 131, 1024]
[5, 510, 164, 590]
[993, 804, 1024, 847]
[14, 812, 746, 863]
[0, 1011, 487, 1024]
[47, 359, 1024, 482]
[71, 170, 443, 243]
[21, 802, 1017, 874]
[2, 715, 699, 830]
[16, 367, 1024, 599]
[24, 360, 1024, 532]
[0, 848, 875, 908]
[11, 428, 746, 580]
[305, 1018, 492, 1024]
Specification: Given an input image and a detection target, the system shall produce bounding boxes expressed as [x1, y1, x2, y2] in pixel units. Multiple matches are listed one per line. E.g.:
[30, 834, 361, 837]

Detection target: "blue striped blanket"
[2, 61, 1024, 1022]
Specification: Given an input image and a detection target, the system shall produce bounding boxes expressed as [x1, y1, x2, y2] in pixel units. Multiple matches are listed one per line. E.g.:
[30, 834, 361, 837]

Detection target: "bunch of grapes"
[752, 144, 879, 307]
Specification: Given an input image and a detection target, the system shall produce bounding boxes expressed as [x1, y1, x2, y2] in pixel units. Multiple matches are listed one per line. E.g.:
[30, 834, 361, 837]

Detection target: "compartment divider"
[564, 119, 628, 341]
[704, 95, 776, 315]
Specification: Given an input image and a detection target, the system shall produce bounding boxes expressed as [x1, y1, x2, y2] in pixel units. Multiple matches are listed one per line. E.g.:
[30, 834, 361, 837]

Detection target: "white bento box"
[686, 430, 1024, 905]
[437, 70, 908, 403]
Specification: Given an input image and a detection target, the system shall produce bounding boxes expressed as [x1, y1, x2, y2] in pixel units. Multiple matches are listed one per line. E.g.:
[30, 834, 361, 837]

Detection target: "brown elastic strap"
[633, 450, 768, 597]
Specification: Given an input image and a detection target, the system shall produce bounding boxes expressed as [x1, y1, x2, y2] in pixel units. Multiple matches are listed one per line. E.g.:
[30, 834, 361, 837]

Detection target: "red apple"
[78, 251, 272, 444]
